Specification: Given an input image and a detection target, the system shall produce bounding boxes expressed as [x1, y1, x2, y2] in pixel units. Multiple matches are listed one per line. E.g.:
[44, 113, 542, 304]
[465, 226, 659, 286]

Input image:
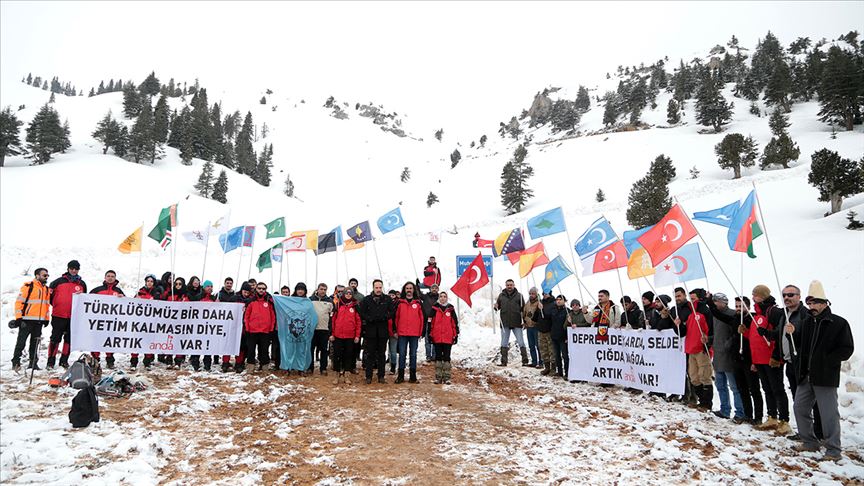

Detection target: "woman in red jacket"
[395, 281, 425, 384]
[330, 288, 361, 384]
[430, 291, 459, 384]
[131, 274, 160, 370]
[166, 277, 189, 369]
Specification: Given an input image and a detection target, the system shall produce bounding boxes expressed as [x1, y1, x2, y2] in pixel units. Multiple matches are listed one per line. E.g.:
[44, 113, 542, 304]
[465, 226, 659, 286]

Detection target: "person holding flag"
[673, 288, 715, 412]
[532, 292, 556, 376]
[494, 279, 528, 367]
[522, 288, 542, 368]
[131, 274, 160, 370]
[549, 295, 571, 379]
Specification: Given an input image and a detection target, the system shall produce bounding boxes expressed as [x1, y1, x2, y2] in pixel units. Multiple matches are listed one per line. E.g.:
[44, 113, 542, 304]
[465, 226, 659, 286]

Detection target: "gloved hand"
[756, 326, 769, 337]
[453, 336, 458, 345]
[769, 358, 783, 368]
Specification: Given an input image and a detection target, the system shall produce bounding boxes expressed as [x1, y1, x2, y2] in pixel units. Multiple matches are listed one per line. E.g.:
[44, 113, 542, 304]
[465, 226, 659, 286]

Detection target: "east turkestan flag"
[377, 207, 405, 234]
[147, 204, 178, 250]
[573, 217, 618, 258]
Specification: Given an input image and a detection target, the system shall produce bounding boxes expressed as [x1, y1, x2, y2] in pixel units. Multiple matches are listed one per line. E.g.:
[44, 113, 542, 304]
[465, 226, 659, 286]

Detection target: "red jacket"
[90, 281, 125, 297]
[746, 302, 776, 365]
[395, 298, 425, 337]
[430, 304, 458, 344]
[422, 264, 441, 287]
[49, 273, 88, 318]
[166, 293, 188, 302]
[244, 294, 276, 333]
[332, 301, 362, 339]
[200, 290, 216, 302]
[137, 286, 159, 299]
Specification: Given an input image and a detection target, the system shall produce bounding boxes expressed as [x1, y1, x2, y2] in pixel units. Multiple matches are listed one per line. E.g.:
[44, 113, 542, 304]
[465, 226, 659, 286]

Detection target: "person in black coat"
[358, 279, 397, 383]
[548, 295, 570, 379]
[532, 293, 557, 376]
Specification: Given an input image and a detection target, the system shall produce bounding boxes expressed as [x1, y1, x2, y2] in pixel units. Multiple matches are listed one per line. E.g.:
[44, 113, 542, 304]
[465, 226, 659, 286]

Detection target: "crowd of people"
[10, 258, 855, 461]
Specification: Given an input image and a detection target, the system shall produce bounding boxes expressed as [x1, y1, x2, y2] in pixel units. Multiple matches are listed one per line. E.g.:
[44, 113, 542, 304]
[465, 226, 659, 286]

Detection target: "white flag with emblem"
[182, 227, 209, 246]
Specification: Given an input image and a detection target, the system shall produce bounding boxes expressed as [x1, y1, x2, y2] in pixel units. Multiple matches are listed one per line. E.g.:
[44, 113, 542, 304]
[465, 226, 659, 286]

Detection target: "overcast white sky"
[2, 1, 861, 137]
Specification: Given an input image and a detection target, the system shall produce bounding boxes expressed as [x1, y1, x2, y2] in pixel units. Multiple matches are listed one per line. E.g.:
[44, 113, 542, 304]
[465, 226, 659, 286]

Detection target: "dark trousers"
[332, 338, 354, 373]
[757, 363, 789, 421]
[48, 316, 71, 358]
[433, 343, 452, 362]
[788, 364, 823, 438]
[551, 338, 569, 377]
[364, 335, 389, 379]
[309, 330, 330, 372]
[734, 366, 764, 421]
[270, 330, 280, 368]
[12, 321, 43, 366]
[189, 355, 219, 368]
[246, 332, 271, 365]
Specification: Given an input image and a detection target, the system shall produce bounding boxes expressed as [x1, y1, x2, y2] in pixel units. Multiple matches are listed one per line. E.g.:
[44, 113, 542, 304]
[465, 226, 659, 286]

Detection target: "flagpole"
[170, 217, 177, 300]
[740, 252, 744, 354]
[615, 267, 628, 327]
[246, 237, 255, 281]
[563, 225, 585, 305]
[137, 220, 144, 286]
[403, 226, 419, 282]
[236, 247, 244, 287]
[364, 243, 369, 289]
[682, 281, 711, 355]
[335, 243, 340, 287]
[490, 266, 496, 335]
[201, 221, 211, 280]
[751, 182, 796, 355]
[371, 238, 384, 279]
[279, 247, 285, 289]
[304, 250, 308, 284]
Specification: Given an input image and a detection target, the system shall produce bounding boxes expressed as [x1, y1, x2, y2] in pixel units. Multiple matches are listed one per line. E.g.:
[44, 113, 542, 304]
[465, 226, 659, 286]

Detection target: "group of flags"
[450, 190, 765, 307]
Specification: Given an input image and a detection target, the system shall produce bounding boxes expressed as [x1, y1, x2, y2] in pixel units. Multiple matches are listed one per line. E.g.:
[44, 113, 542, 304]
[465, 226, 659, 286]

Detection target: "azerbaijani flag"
[727, 190, 757, 253]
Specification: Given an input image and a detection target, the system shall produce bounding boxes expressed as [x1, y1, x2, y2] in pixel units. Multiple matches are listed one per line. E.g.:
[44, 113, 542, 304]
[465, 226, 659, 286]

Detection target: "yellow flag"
[627, 247, 655, 279]
[118, 226, 143, 254]
[343, 238, 365, 252]
[291, 230, 319, 251]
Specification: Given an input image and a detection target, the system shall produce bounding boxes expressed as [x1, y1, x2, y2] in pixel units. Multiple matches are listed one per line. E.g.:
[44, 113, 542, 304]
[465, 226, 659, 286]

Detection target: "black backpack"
[69, 385, 100, 428]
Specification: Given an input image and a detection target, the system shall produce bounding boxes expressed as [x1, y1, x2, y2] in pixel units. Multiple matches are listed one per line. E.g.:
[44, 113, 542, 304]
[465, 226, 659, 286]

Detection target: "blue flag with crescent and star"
[347, 221, 372, 243]
[526, 207, 566, 239]
[541, 255, 573, 294]
[377, 207, 405, 234]
[653, 243, 707, 287]
[573, 217, 618, 258]
[274, 296, 318, 371]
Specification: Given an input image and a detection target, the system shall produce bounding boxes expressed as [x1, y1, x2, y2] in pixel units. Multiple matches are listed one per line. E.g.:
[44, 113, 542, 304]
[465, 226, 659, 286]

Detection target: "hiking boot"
[192, 362, 201, 372]
[144, 363, 152, 371]
[342, 373, 350, 385]
[333, 373, 341, 385]
[433, 362, 443, 384]
[443, 362, 452, 384]
[106, 357, 115, 370]
[774, 421, 793, 436]
[221, 363, 231, 373]
[540, 362, 552, 376]
[27, 363, 41, 371]
[46, 356, 56, 369]
[366, 377, 373, 385]
[787, 433, 802, 441]
[520, 347, 529, 366]
[255, 363, 263, 372]
[497, 347, 508, 366]
[818, 454, 841, 462]
[792, 443, 821, 453]
[12, 364, 21, 373]
[378, 376, 386, 384]
[234, 364, 245, 373]
[389, 364, 396, 375]
[130, 356, 139, 368]
[203, 363, 211, 372]
[395, 369, 405, 384]
[59, 356, 69, 368]
[755, 417, 779, 430]
[732, 417, 748, 425]
[321, 370, 328, 376]
[409, 369, 418, 383]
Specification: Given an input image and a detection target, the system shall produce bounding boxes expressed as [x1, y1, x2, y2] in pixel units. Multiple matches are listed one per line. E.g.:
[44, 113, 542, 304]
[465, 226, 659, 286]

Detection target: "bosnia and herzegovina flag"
[694, 190, 763, 258]
[492, 228, 525, 257]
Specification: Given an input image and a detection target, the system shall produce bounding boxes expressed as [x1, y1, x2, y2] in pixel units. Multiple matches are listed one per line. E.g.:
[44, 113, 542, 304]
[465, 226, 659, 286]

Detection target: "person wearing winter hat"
[89, 270, 126, 369]
[429, 291, 458, 384]
[222, 281, 253, 373]
[790, 281, 854, 462]
[330, 287, 361, 384]
[568, 299, 589, 328]
[706, 292, 746, 421]
[46, 260, 87, 369]
[131, 274, 160, 370]
[641, 291, 656, 328]
[549, 295, 571, 379]
[673, 288, 714, 412]
[522, 288, 542, 367]
[649, 295, 675, 331]
[166, 277, 189, 369]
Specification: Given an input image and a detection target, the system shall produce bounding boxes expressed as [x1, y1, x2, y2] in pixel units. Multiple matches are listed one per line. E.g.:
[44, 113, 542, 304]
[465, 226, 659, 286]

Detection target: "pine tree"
[212, 170, 229, 203]
[666, 99, 681, 124]
[113, 126, 129, 157]
[179, 129, 194, 165]
[255, 144, 273, 186]
[846, 210, 864, 230]
[129, 99, 158, 164]
[152, 95, 170, 144]
[695, 69, 733, 132]
[575, 85, 590, 111]
[626, 169, 672, 227]
[88, 88, 95, 97]
[139, 71, 161, 96]
[283, 173, 295, 197]
[689, 166, 701, 179]
[760, 133, 800, 169]
[768, 108, 790, 136]
[450, 148, 461, 168]
[189, 89, 215, 160]
[818, 46, 862, 131]
[595, 189, 605, 202]
[649, 154, 676, 183]
[235, 112, 256, 175]
[259, 96, 266, 104]
[426, 191, 439, 208]
[751, 32, 785, 92]
[122, 83, 142, 118]
[195, 159, 215, 197]
[628, 77, 647, 124]
[223, 110, 241, 140]
[764, 59, 792, 112]
[92, 110, 122, 154]
[499, 144, 534, 215]
[168, 106, 191, 149]
[25, 104, 68, 164]
[435, 128, 443, 141]
[715, 133, 758, 178]
[807, 149, 863, 214]
[0, 106, 25, 166]
[479, 134, 487, 147]
[549, 99, 581, 133]
[602, 96, 618, 127]
[48, 92, 55, 104]
[400, 167, 410, 182]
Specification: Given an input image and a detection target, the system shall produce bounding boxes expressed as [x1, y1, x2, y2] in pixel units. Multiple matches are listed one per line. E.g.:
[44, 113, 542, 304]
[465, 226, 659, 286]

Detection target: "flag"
[492, 228, 525, 257]
[526, 207, 566, 239]
[219, 226, 244, 253]
[182, 228, 209, 246]
[329, 226, 344, 246]
[315, 231, 337, 255]
[209, 214, 230, 236]
[728, 190, 758, 253]
[449, 253, 489, 307]
[147, 204, 178, 249]
[517, 242, 549, 278]
[473, 233, 493, 248]
[256, 248, 273, 272]
[347, 221, 372, 243]
[264, 217, 286, 239]
[274, 296, 318, 371]
[541, 256, 573, 295]
[636, 204, 697, 266]
[573, 217, 618, 258]
[377, 207, 405, 234]
[291, 230, 318, 250]
[653, 243, 707, 287]
[242, 226, 256, 247]
[627, 247, 656, 279]
[271, 244, 283, 263]
[580, 241, 628, 276]
[746, 221, 763, 258]
[622, 225, 653, 256]
[693, 200, 740, 227]
[118, 226, 143, 254]
[343, 238, 364, 251]
[282, 234, 307, 252]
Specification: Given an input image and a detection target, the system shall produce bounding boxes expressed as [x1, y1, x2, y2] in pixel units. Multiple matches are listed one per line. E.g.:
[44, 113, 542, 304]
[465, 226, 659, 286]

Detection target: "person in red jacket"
[429, 291, 459, 384]
[89, 270, 125, 369]
[421, 256, 441, 289]
[395, 281, 425, 384]
[131, 274, 160, 370]
[673, 288, 714, 412]
[47, 260, 87, 369]
[330, 288, 362, 384]
[166, 277, 189, 369]
[244, 283, 277, 372]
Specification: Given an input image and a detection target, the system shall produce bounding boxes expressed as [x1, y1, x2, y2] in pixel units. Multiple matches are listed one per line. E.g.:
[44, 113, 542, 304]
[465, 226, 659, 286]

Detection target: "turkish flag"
[450, 253, 489, 307]
[637, 204, 697, 266]
[592, 241, 628, 273]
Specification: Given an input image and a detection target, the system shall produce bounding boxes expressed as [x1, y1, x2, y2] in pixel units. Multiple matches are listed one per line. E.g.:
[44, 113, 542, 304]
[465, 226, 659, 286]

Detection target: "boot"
[497, 347, 508, 367]
[221, 362, 231, 373]
[333, 373, 340, 385]
[443, 362, 452, 384]
[130, 356, 139, 369]
[433, 362, 443, 384]
[540, 362, 552, 376]
[409, 369, 418, 383]
[755, 417, 779, 430]
[700, 384, 714, 412]
[106, 356, 115, 370]
[520, 347, 529, 366]
[46, 355, 56, 370]
[395, 369, 405, 384]
[775, 420, 793, 436]
[344, 372, 351, 385]
[389, 363, 396, 375]
[59, 355, 69, 369]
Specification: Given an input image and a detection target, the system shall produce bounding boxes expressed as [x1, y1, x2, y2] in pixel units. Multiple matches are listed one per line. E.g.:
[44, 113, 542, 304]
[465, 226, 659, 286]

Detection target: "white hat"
[806, 280, 828, 303]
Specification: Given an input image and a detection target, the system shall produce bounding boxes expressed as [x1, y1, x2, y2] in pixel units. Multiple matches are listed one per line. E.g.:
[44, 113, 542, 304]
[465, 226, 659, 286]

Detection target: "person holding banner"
[706, 292, 746, 421]
[47, 260, 87, 370]
[549, 295, 571, 379]
[330, 287, 361, 384]
[131, 274, 160, 370]
[223, 282, 254, 373]
[309, 283, 334, 376]
[494, 279, 528, 367]
[620, 297, 645, 330]
[673, 288, 714, 412]
[89, 270, 125, 369]
[586, 290, 621, 330]
[429, 291, 458, 385]
[186, 276, 204, 301]
[245, 283, 277, 372]
[395, 281, 425, 384]
[217, 277, 236, 302]
[165, 277, 190, 369]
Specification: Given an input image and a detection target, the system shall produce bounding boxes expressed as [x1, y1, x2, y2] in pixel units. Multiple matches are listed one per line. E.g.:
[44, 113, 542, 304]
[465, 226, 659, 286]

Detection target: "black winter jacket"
[791, 307, 854, 388]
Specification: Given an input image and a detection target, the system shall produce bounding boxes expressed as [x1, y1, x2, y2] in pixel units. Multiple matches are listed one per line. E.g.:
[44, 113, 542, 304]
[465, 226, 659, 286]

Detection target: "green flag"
[147, 204, 178, 250]
[256, 248, 273, 272]
[746, 221, 763, 258]
[264, 217, 285, 239]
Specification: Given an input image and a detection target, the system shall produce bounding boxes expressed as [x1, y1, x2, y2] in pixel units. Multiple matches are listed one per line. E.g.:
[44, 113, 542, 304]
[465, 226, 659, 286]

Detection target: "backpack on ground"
[69, 385, 100, 428]
[66, 354, 101, 390]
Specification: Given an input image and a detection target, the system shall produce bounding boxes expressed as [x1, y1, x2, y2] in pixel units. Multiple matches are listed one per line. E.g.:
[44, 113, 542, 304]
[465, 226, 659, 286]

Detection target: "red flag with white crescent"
[450, 253, 489, 307]
[636, 204, 697, 266]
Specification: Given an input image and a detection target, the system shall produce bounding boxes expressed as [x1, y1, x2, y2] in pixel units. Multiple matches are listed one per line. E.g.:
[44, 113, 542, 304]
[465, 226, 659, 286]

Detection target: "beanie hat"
[752, 285, 771, 300]
[145, 274, 157, 283]
[642, 291, 655, 303]
[294, 282, 307, 293]
[570, 299, 581, 308]
[67, 260, 81, 270]
[712, 292, 729, 303]
[202, 280, 213, 288]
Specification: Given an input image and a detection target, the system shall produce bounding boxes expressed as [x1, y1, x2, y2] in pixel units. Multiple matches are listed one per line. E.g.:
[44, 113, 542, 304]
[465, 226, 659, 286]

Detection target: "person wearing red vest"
[89, 270, 126, 369]
[421, 256, 441, 288]
[47, 260, 87, 369]
[131, 274, 160, 370]
[394, 281, 426, 384]
[673, 287, 714, 412]
[330, 288, 362, 384]
[429, 291, 459, 384]
[244, 283, 277, 372]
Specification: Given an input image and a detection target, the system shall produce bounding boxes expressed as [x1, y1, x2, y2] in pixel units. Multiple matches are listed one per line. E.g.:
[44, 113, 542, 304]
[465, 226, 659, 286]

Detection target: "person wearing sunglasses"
[165, 277, 189, 369]
[244, 283, 277, 372]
